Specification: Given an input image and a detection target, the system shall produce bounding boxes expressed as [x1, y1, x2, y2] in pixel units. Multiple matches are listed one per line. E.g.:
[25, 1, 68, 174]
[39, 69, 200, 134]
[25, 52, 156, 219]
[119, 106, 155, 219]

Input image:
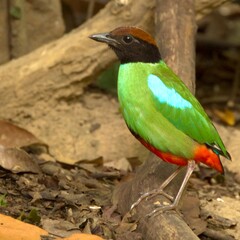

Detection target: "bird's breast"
[118, 64, 150, 127]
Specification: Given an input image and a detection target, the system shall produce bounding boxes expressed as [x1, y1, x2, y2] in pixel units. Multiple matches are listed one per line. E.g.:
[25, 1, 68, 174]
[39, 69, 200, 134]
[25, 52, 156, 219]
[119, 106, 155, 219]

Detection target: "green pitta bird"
[89, 27, 231, 214]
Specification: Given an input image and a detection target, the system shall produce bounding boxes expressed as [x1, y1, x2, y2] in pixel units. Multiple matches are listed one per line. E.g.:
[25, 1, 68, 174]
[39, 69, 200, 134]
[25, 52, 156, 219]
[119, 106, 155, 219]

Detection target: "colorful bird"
[89, 27, 231, 215]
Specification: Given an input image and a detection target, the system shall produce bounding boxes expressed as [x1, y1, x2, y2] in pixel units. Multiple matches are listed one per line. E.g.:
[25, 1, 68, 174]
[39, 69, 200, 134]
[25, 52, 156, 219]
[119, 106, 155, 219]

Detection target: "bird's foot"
[130, 188, 174, 211]
[147, 202, 179, 217]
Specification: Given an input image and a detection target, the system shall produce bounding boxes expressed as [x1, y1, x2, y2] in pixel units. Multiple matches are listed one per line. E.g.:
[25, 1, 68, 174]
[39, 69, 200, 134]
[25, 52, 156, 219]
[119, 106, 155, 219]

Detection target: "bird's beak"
[89, 32, 119, 46]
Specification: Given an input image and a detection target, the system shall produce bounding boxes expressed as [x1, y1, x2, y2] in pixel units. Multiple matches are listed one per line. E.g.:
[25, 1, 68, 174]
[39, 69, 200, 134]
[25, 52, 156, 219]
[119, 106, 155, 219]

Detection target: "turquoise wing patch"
[148, 74, 192, 110]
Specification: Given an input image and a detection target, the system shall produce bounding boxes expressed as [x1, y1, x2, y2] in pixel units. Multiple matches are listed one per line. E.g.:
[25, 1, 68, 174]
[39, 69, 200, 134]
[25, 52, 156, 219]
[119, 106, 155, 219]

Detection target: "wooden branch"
[116, 157, 198, 240]
[116, 0, 200, 239]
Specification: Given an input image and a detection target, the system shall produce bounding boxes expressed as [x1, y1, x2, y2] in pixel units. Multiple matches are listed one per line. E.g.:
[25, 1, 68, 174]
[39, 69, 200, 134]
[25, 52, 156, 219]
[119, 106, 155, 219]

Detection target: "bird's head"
[89, 27, 161, 64]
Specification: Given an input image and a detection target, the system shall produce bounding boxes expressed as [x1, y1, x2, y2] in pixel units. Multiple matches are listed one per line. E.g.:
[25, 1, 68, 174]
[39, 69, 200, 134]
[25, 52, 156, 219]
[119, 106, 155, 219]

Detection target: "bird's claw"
[146, 203, 179, 217]
[130, 188, 174, 211]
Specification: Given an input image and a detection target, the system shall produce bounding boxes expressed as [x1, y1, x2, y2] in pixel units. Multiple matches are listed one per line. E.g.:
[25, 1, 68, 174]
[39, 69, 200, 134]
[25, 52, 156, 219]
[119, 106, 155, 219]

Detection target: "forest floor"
[0, 129, 240, 240]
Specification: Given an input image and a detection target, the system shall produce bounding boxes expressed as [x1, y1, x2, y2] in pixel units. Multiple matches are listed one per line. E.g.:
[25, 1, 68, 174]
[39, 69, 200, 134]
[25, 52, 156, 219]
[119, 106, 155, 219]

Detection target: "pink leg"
[131, 165, 183, 210]
[130, 161, 196, 217]
[148, 160, 196, 216]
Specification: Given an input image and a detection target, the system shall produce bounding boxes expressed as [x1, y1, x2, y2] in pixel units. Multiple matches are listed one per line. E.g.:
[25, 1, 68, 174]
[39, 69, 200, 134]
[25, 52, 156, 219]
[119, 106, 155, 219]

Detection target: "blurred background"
[0, 0, 239, 126]
[0, 1, 240, 239]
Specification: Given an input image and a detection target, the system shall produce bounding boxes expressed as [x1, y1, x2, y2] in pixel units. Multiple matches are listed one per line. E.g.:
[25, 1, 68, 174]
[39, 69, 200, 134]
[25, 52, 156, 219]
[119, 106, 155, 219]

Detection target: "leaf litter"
[0, 153, 142, 239]
[0, 120, 46, 174]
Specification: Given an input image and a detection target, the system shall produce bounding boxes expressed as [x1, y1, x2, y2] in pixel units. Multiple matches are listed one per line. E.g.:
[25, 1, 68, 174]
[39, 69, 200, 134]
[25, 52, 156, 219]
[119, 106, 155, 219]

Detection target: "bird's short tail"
[194, 145, 224, 174]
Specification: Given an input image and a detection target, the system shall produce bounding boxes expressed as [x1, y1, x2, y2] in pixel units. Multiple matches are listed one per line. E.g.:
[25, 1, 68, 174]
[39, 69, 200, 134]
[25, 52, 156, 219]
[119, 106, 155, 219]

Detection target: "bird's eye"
[122, 35, 133, 44]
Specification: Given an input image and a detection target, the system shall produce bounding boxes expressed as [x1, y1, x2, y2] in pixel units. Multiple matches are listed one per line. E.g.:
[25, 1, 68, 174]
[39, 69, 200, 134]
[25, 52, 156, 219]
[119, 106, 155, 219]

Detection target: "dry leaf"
[0, 120, 46, 148]
[41, 218, 80, 237]
[0, 213, 48, 240]
[56, 233, 104, 240]
[0, 145, 40, 173]
[214, 109, 236, 126]
[181, 192, 207, 235]
[0, 214, 104, 240]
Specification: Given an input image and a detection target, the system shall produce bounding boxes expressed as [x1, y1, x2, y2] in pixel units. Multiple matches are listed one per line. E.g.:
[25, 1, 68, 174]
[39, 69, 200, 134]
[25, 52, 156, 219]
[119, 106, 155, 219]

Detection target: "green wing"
[148, 61, 230, 159]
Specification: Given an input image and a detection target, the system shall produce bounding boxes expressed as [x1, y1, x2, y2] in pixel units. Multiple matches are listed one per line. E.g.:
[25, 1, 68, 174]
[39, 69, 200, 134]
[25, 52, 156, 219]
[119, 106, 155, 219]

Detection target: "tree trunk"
[116, 0, 200, 239]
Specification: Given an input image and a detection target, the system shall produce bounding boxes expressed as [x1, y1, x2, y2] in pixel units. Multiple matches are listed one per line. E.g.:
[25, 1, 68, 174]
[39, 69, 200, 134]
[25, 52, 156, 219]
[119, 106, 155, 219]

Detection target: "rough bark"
[116, 0, 200, 239]
[156, 1, 196, 92]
